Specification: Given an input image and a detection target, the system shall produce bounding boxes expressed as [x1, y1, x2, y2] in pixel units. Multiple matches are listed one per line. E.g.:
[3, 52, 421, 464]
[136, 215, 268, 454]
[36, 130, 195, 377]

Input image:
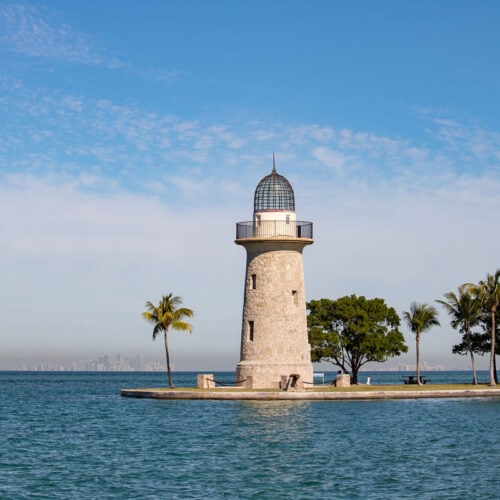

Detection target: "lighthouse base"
[236, 361, 313, 390]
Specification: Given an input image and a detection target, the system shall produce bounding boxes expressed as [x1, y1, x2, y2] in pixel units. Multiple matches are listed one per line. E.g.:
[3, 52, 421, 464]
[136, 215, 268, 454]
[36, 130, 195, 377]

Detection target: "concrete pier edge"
[121, 387, 500, 401]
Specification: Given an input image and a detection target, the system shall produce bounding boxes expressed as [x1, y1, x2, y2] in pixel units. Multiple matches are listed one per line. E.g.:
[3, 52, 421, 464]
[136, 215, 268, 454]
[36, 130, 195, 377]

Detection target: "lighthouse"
[235, 157, 314, 389]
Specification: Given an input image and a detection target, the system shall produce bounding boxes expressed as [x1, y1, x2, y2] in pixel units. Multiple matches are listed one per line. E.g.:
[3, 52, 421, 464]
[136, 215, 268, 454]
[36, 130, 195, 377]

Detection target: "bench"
[401, 375, 429, 385]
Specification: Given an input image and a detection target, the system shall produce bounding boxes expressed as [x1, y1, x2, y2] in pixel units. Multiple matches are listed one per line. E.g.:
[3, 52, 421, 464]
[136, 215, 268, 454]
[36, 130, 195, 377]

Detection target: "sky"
[1, 1, 499, 370]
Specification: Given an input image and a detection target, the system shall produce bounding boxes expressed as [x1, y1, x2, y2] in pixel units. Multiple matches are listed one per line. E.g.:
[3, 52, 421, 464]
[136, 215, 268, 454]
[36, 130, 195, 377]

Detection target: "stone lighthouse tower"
[235, 158, 314, 389]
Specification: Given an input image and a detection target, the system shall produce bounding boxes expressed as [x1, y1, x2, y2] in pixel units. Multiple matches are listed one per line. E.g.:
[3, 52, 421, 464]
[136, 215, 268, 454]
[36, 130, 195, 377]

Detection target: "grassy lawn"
[307, 383, 496, 392]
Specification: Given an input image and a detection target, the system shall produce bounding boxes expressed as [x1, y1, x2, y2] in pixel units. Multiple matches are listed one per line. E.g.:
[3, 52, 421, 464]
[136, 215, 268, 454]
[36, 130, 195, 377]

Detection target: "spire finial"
[272, 152, 276, 173]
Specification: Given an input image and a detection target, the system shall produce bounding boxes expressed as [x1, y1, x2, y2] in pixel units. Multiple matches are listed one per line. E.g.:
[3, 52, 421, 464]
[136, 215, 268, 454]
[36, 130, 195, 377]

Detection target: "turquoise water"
[1, 371, 498, 499]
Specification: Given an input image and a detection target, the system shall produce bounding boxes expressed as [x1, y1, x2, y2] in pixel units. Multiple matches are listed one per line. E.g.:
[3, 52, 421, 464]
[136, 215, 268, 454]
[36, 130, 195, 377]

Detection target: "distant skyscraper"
[235, 158, 314, 388]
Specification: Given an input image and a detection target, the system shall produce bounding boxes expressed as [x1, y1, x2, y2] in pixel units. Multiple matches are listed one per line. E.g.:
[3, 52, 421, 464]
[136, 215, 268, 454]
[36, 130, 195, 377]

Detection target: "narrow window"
[286, 214, 290, 224]
[292, 290, 298, 305]
[249, 321, 254, 341]
[251, 274, 257, 289]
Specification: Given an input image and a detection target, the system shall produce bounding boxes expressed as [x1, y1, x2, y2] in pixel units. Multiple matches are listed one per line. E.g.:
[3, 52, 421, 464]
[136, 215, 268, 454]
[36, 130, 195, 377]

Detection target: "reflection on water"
[238, 400, 308, 417]
[234, 401, 314, 452]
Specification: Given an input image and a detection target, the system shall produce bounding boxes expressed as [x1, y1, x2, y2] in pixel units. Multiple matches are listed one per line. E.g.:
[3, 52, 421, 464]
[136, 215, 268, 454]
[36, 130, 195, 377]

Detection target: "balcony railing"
[236, 220, 313, 240]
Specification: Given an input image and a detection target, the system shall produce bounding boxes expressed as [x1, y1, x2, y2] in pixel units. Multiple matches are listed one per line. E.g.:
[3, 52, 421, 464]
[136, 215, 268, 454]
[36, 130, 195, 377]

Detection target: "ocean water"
[1, 371, 499, 499]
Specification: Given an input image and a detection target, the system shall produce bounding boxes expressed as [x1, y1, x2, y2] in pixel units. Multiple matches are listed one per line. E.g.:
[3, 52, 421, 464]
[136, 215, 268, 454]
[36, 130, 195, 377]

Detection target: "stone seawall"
[121, 388, 500, 401]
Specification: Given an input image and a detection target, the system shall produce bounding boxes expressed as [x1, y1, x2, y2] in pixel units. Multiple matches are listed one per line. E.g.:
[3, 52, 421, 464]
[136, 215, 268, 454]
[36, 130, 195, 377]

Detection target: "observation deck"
[235, 220, 313, 241]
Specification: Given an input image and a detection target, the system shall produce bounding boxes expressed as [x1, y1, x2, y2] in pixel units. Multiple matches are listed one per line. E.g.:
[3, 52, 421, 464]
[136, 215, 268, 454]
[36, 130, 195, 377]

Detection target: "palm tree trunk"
[164, 331, 175, 388]
[470, 350, 477, 385]
[490, 308, 496, 386]
[465, 328, 477, 385]
[416, 334, 422, 386]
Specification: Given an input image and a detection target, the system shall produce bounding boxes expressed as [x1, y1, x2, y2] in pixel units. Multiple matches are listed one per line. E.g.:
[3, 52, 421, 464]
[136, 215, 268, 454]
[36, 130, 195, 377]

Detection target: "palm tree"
[436, 285, 482, 384]
[142, 293, 193, 388]
[478, 309, 500, 384]
[403, 302, 440, 386]
[473, 270, 500, 386]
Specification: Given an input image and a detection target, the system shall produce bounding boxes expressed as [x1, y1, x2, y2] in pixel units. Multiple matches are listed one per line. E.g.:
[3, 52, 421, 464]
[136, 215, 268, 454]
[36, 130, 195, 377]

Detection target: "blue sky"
[1, 1, 499, 370]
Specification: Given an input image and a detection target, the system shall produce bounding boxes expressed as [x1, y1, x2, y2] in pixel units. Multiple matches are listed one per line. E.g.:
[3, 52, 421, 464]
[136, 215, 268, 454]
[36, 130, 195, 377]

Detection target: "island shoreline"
[121, 387, 500, 401]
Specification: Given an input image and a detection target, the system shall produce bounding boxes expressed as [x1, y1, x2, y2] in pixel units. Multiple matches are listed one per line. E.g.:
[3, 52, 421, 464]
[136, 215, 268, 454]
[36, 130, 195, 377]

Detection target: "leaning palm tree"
[142, 293, 193, 388]
[472, 270, 500, 386]
[403, 302, 440, 386]
[436, 284, 482, 384]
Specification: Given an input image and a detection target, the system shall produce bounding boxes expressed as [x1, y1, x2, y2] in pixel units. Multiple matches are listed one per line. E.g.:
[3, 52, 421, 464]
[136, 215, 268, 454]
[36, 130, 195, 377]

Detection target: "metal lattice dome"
[254, 164, 295, 212]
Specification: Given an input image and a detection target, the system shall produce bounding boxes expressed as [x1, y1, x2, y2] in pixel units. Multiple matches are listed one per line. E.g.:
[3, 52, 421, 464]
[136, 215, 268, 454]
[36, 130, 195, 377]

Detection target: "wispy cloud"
[312, 147, 346, 172]
[2, 76, 499, 211]
[0, 4, 187, 83]
[0, 3, 122, 68]
[418, 109, 500, 168]
[1, 84, 499, 368]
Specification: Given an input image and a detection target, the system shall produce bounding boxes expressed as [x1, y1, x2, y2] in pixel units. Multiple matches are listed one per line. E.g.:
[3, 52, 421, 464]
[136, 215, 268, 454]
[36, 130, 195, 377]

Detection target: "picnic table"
[401, 375, 429, 385]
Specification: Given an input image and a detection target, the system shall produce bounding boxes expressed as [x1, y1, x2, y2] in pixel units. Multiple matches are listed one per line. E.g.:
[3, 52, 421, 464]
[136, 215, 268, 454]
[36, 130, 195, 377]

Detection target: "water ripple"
[1, 372, 498, 499]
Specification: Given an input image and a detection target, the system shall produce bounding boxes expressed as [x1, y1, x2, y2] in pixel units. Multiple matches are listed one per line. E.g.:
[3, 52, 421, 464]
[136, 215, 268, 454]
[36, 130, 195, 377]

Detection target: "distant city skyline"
[1, 2, 499, 371]
[6, 352, 488, 373]
[17, 354, 165, 372]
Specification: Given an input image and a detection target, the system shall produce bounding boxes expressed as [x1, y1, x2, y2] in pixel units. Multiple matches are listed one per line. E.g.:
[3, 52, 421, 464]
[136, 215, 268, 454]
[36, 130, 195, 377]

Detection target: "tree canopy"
[307, 295, 407, 384]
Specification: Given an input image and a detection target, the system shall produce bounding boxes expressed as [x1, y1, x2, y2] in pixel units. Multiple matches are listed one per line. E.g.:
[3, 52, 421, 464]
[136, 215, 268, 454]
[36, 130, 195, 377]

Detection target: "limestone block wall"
[335, 374, 351, 388]
[197, 374, 215, 389]
[237, 361, 312, 389]
[236, 239, 313, 388]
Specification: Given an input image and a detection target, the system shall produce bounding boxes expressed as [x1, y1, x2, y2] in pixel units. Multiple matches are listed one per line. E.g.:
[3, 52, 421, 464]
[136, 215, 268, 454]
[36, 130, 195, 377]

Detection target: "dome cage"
[254, 167, 295, 212]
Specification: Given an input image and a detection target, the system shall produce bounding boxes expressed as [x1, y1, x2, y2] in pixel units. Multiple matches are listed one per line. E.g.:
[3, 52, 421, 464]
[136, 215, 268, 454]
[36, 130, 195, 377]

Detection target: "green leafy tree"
[452, 332, 489, 380]
[402, 302, 440, 386]
[436, 284, 483, 384]
[142, 293, 193, 388]
[307, 295, 407, 384]
[472, 270, 500, 386]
